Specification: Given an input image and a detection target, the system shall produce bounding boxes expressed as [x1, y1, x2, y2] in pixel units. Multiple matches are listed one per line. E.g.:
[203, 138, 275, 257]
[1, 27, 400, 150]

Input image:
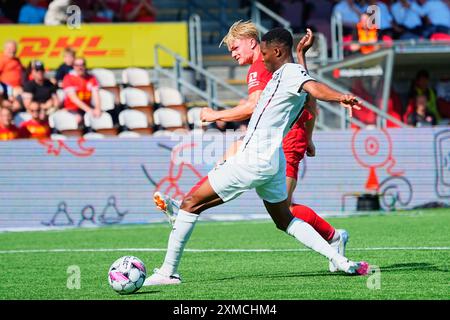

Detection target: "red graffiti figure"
[154, 143, 203, 201]
[352, 128, 403, 191]
[38, 137, 95, 157]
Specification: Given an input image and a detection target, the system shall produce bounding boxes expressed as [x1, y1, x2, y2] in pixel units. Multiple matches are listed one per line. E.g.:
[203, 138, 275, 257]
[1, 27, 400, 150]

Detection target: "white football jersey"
[239, 63, 315, 164]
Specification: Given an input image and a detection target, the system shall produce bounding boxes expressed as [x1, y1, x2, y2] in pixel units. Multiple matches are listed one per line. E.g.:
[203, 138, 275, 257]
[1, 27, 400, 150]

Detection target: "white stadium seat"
[122, 68, 151, 86]
[49, 110, 79, 131]
[120, 87, 150, 107]
[83, 132, 105, 139]
[155, 87, 184, 106]
[187, 107, 205, 128]
[91, 68, 117, 87]
[95, 89, 115, 112]
[118, 130, 141, 138]
[118, 109, 148, 129]
[153, 108, 183, 128]
[84, 112, 114, 130]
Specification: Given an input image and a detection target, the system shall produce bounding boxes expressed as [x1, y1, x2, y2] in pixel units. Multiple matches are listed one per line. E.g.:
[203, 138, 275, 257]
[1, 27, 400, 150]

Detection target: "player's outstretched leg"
[264, 199, 369, 275]
[145, 178, 223, 286]
[290, 203, 349, 272]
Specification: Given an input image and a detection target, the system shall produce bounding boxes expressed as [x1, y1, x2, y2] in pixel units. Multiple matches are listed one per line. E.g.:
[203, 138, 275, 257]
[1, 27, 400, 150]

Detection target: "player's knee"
[274, 220, 289, 232]
[180, 195, 201, 214]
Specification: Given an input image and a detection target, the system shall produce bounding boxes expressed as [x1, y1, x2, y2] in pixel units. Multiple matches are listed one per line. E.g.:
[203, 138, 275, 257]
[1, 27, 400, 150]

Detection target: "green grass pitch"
[0, 209, 449, 300]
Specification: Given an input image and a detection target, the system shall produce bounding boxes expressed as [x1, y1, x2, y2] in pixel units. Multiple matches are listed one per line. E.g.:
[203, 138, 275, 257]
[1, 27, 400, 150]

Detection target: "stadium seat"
[120, 87, 154, 125]
[121, 68, 156, 106]
[118, 109, 152, 135]
[96, 89, 116, 112]
[122, 67, 151, 86]
[49, 110, 82, 136]
[13, 112, 32, 127]
[91, 68, 121, 104]
[91, 68, 117, 87]
[84, 112, 117, 136]
[187, 107, 205, 128]
[50, 133, 67, 140]
[83, 132, 105, 139]
[118, 130, 141, 138]
[152, 129, 177, 137]
[153, 108, 187, 131]
[155, 86, 184, 106]
[155, 86, 188, 125]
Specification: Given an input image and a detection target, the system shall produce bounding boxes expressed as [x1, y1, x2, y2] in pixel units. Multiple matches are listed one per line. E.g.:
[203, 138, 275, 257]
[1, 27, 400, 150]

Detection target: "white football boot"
[153, 192, 180, 226]
[329, 229, 349, 272]
[143, 268, 182, 286]
[333, 259, 370, 276]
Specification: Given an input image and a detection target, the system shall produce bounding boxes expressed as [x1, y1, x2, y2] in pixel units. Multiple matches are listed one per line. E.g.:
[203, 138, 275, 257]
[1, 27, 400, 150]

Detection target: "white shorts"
[208, 150, 287, 203]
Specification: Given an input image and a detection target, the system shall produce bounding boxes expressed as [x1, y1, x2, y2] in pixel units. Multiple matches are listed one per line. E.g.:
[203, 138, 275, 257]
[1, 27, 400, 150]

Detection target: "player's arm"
[201, 89, 262, 122]
[296, 28, 314, 72]
[304, 96, 317, 157]
[302, 81, 361, 117]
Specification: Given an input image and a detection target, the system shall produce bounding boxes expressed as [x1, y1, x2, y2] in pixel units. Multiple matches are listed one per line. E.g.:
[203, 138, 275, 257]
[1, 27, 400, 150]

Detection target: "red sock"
[186, 175, 209, 197]
[291, 203, 335, 241]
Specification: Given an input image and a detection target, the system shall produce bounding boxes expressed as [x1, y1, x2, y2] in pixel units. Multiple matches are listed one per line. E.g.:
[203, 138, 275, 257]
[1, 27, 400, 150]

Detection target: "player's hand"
[296, 28, 314, 54]
[339, 94, 361, 118]
[306, 140, 316, 157]
[200, 107, 218, 122]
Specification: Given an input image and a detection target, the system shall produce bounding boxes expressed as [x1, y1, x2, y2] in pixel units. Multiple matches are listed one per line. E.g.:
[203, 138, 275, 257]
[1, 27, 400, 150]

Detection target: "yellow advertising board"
[0, 23, 188, 69]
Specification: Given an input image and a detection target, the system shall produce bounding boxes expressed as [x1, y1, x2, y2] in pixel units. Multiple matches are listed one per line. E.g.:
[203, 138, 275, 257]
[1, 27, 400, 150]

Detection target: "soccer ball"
[108, 256, 147, 294]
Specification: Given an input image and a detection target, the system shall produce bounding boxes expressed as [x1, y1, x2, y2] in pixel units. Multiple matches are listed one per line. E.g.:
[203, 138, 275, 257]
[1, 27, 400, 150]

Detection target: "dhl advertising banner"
[0, 23, 188, 69]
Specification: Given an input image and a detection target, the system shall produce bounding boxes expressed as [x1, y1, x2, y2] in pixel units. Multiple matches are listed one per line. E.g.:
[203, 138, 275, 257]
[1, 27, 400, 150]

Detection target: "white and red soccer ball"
[108, 256, 147, 294]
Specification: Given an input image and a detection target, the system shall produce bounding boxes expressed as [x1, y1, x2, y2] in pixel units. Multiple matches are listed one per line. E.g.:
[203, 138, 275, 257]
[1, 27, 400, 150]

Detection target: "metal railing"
[153, 44, 247, 109]
[312, 70, 407, 129]
[251, 0, 292, 35]
[189, 14, 203, 69]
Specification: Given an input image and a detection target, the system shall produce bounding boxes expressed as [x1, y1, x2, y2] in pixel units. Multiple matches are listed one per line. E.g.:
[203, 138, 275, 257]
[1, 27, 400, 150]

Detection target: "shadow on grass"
[379, 262, 448, 273]
[210, 262, 448, 282]
[132, 290, 162, 295]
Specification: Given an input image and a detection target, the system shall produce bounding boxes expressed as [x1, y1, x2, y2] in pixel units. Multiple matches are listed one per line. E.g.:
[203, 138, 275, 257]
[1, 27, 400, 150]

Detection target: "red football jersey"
[247, 52, 272, 95]
[19, 119, 50, 139]
[0, 125, 19, 140]
[62, 71, 99, 111]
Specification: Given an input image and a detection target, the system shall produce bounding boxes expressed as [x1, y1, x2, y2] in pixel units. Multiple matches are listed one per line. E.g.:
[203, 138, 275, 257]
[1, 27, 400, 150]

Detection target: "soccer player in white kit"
[144, 28, 369, 286]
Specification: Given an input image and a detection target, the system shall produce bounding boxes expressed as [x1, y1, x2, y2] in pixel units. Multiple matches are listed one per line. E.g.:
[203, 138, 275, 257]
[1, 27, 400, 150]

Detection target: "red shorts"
[282, 109, 313, 180]
[282, 126, 307, 180]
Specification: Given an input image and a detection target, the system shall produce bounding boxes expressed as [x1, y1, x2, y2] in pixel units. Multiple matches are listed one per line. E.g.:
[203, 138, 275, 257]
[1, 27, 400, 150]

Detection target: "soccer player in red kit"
[154, 21, 347, 272]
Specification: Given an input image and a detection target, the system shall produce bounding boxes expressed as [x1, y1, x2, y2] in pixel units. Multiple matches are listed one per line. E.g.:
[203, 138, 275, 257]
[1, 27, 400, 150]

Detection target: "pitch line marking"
[0, 247, 449, 254]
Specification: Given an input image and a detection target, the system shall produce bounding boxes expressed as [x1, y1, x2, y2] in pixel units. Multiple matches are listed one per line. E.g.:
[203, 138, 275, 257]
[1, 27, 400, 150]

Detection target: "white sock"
[286, 218, 347, 266]
[159, 209, 199, 276]
[328, 230, 340, 244]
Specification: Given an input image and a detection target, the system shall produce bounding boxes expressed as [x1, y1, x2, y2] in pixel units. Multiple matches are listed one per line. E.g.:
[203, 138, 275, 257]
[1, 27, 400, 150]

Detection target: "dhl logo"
[17, 36, 124, 58]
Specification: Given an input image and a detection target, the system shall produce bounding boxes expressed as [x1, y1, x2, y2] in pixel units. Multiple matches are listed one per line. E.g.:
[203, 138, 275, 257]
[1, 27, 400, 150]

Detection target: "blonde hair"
[220, 20, 259, 48]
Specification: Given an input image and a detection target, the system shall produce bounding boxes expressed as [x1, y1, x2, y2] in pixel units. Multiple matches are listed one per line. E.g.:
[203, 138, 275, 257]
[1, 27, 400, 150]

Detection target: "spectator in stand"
[350, 13, 380, 54]
[0, 40, 24, 93]
[407, 95, 437, 126]
[363, 0, 396, 39]
[332, 0, 364, 36]
[436, 75, 450, 122]
[22, 60, 59, 114]
[418, 0, 450, 38]
[0, 107, 19, 140]
[0, 81, 13, 109]
[44, 0, 70, 25]
[18, 101, 51, 139]
[62, 57, 101, 124]
[407, 69, 440, 122]
[89, 0, 123, 22]
[18, 0, 48, 24]
[0, 7, 13, 23]
[122, 0, 157, 22]
[391, 0, 425, 39]
[54, 47, 75, 86]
